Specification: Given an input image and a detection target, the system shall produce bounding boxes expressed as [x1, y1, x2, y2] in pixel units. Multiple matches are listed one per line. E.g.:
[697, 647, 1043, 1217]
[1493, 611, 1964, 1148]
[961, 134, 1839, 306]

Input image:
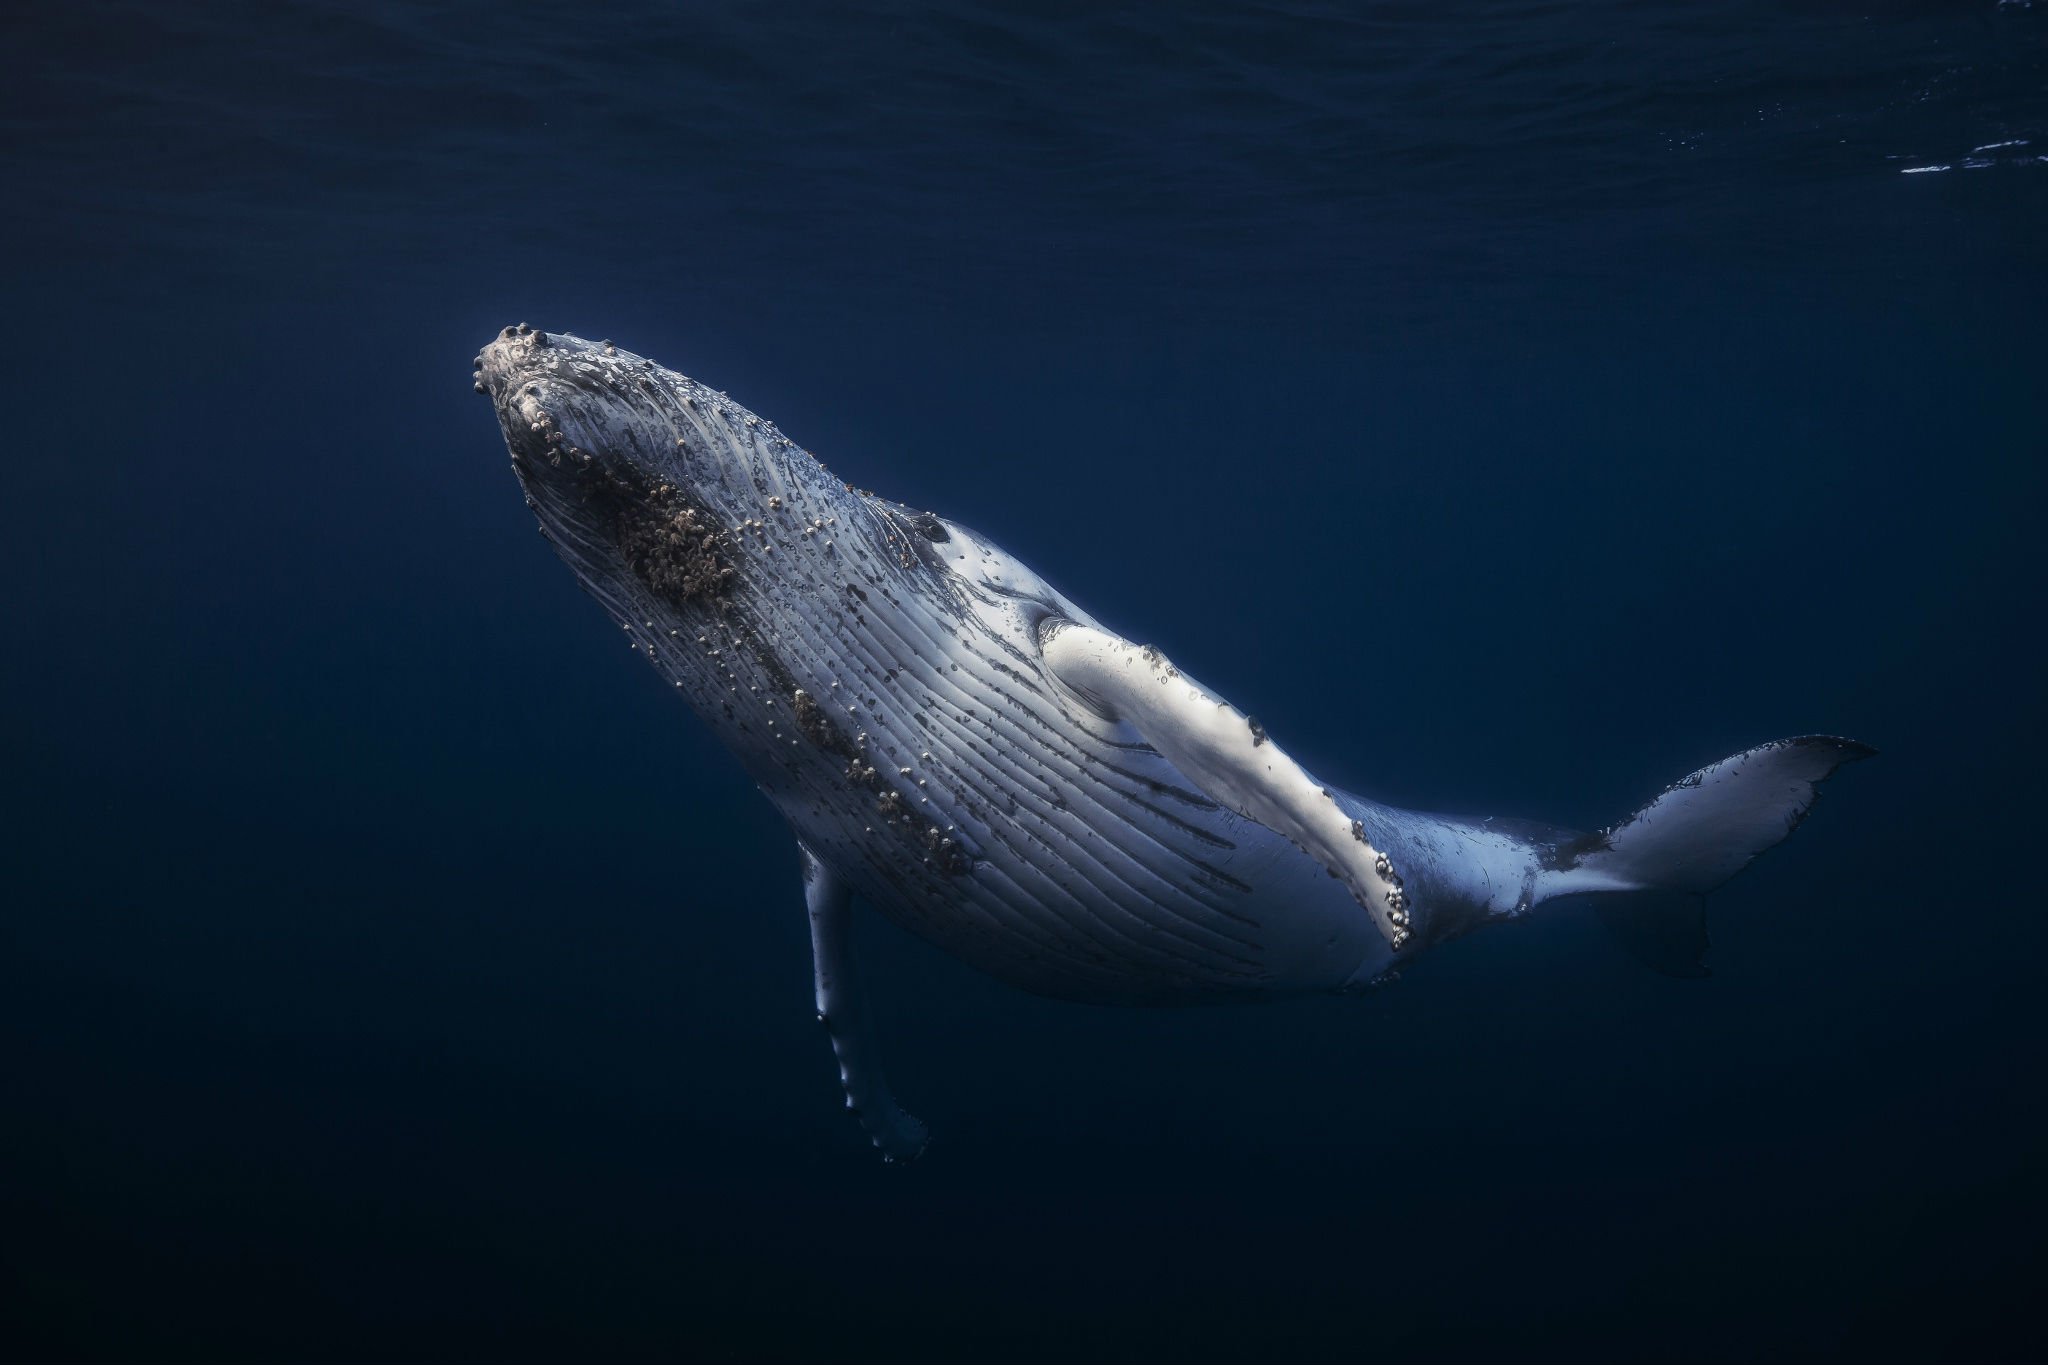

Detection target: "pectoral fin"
[1038, 620, 1412, 950]
[802, 844, 929, 1162]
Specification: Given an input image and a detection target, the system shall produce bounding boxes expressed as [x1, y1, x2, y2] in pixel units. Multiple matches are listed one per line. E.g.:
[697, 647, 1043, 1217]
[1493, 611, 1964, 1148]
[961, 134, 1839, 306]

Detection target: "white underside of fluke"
[1537, 735, 1877, 899]
[1038, 621, 1415, 951]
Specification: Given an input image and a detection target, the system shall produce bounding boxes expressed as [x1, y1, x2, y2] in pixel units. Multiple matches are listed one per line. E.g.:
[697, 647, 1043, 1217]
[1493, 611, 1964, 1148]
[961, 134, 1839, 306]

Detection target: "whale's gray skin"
[474, 325, 1871, 1160]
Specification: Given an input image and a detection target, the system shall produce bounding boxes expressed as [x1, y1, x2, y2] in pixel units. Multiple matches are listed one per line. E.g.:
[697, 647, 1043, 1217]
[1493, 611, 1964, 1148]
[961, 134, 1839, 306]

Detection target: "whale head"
[472, 326, 1088, 863]
[475, 323, 1083, 641]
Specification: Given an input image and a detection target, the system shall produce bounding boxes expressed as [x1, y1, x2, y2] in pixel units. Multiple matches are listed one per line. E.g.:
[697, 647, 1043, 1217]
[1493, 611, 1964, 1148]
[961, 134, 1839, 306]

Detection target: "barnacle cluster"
[612, 479, 734, 604]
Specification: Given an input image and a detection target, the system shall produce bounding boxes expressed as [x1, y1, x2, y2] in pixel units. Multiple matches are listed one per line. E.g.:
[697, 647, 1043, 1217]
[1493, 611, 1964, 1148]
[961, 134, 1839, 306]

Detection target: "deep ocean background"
[4, 3, 2045, 1361]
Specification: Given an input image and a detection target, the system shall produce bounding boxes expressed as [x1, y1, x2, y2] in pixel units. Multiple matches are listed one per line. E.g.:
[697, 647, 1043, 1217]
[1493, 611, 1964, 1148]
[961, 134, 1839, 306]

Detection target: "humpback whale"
[475, 326, 1871, 1160]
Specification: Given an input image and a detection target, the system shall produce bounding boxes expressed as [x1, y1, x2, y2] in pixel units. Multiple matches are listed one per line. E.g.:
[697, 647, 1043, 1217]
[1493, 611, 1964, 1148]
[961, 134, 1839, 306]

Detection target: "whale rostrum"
[477, 326, 1872, 1161]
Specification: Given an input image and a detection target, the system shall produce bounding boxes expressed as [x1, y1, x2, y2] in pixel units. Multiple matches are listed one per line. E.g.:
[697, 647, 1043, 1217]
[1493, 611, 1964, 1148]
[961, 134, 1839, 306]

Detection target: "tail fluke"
[1539, 736, 1874, 974]
[1543, 736, 1874, 898]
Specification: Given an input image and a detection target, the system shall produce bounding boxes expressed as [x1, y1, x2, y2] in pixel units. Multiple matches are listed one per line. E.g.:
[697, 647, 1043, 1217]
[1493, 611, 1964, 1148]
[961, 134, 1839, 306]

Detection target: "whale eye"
[912, 513, 949, 543]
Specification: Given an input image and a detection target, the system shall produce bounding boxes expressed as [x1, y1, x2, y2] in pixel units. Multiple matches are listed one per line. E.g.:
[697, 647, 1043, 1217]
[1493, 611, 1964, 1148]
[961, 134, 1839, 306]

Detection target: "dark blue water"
[5, 3, 2044, 1360]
